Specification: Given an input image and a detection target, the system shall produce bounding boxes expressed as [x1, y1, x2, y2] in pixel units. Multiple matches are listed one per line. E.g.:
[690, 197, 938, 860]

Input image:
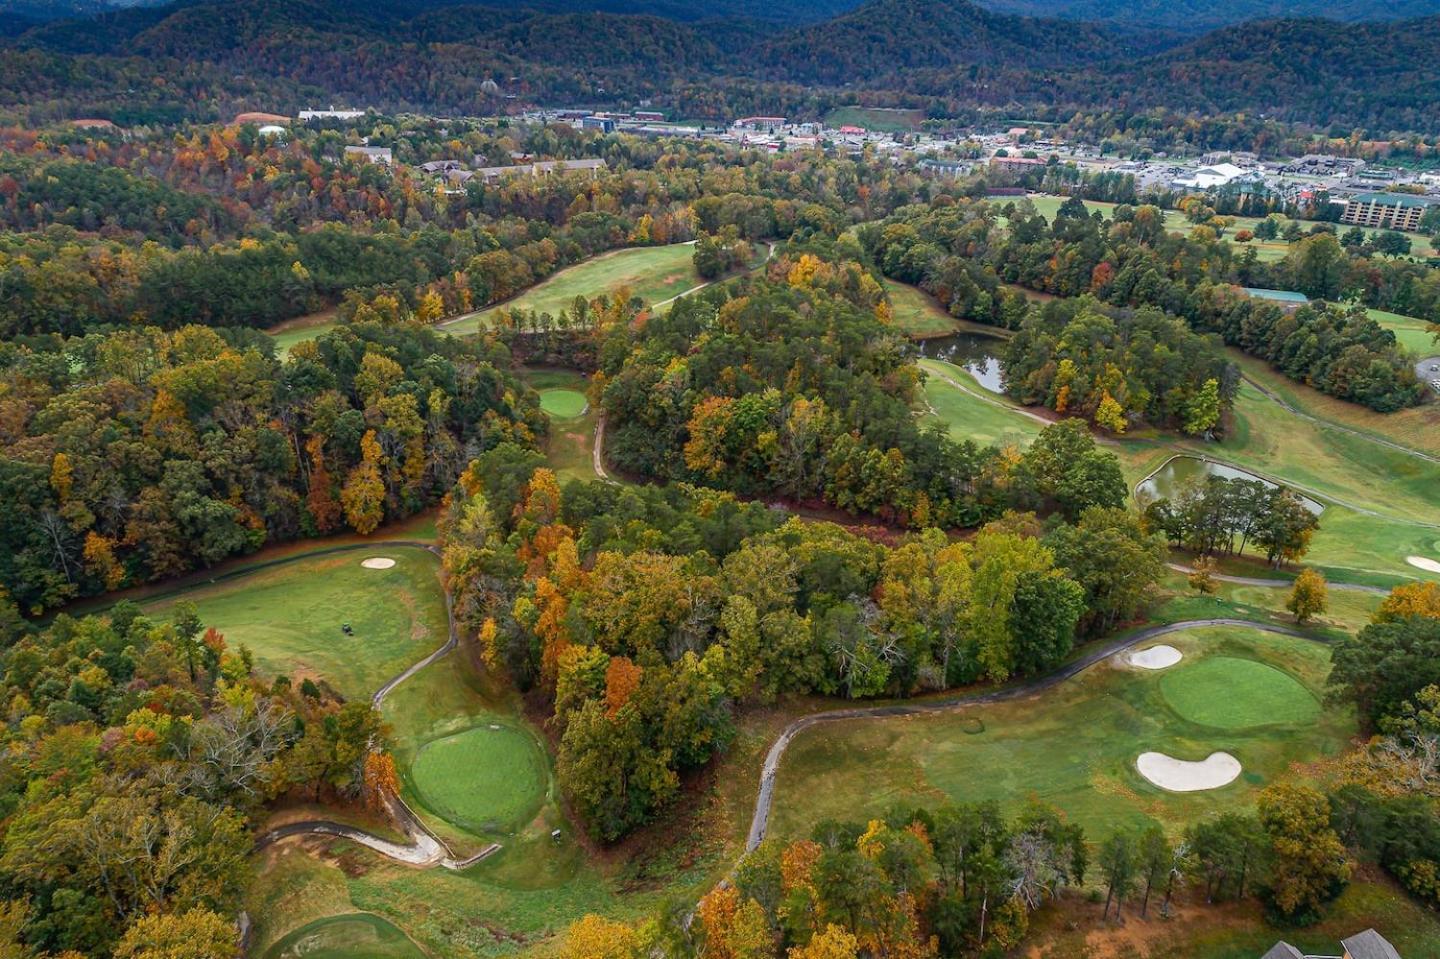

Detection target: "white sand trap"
[361, 557, 396, 570]
[1137, 751, 1241, 792]
[1128, 644, 1182, 670]
[1407, 556, 1440, 574]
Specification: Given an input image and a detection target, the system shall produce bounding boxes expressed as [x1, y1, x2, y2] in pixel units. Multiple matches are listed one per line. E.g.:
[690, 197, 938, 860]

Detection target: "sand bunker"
[1128, 645, 1182, 670]
[1137, 751, 1241, 792]
[1407, 556, 1440, 574]
[361, 557, 396, 570]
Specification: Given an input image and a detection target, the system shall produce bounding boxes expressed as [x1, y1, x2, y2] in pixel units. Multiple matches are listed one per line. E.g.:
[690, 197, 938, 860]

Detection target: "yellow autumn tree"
[340, 429, 387, 534]
[787, 925, 859, 959]
[1094, 391, 1126, 433]
[1375, 581, 1440, 623]
[416, 290, 445, 324]
[50, 452, 74, 503]
[560, 915, 638, 959]
[83, 532, 125, 591]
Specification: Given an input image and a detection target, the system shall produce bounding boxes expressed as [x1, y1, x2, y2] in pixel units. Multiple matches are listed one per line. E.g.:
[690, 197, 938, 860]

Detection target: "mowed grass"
[454, 243, 700, 334]
[917, 357, 1047, 449]
[266, 308, 339, 357]
[769, 626, 1354, 842]
[264, 913, 426, 959]
[538, 388, 588, 418]
[1370, 307, 1438, 356]
[142, 546, 446, 701]
[410, 724, 546, 834]
[1159, 657, 1319, 729]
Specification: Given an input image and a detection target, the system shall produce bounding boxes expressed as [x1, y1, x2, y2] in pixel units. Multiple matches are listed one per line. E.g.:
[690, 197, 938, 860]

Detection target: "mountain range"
[3, 0, 1439, 132]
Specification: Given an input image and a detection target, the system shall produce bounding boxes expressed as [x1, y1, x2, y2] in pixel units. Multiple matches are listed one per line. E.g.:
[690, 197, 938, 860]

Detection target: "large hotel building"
[1339, 192, 1440, 232]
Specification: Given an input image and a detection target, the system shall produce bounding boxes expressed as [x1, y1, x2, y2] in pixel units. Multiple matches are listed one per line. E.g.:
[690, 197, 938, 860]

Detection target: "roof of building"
[1348, 192, 1440, 208]
[1260, 942, 1304, 959]
[1341, 928, 1403, 959]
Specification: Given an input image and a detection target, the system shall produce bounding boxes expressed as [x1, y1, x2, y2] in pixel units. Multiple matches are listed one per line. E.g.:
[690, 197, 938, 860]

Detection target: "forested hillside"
[976, 0, 1440, 29]
[6, 0, 1440, 130]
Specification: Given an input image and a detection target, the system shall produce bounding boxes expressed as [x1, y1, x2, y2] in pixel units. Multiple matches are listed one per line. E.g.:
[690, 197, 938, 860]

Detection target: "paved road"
[744, 618, 1306, 852]
[251, 540, 501, 871]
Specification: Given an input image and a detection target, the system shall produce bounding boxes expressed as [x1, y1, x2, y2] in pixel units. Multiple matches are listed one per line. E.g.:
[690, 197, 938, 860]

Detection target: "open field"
[823, 105, 925, 132]
[141, 546, 446, 701]
[768, 625, 1353, 841]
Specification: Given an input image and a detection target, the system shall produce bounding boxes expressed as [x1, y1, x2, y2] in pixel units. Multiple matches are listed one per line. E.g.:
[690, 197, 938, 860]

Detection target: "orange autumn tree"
[697, 885, 772, 959]
[363, 752, 401, 811]
[304, 434, 342, 532]
[603, 656, 643, 718]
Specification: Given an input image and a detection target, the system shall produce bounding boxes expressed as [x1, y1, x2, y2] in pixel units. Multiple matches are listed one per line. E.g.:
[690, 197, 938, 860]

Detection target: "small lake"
[919, 332, 1007, 393]
[1135, 456, 1324, 514]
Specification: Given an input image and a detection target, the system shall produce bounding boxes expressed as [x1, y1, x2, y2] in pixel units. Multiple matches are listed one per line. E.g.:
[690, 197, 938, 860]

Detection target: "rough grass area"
[410, 725, 546, 833]
[538, 387, 588, 418]
[265, 309, 338, 357]
[886, 279, 958, 337]
[264, 913, 426, 959]
[769, 626, 1353, 841]
[142, 546, 445, 701]
[1159, 656, 1319, 729]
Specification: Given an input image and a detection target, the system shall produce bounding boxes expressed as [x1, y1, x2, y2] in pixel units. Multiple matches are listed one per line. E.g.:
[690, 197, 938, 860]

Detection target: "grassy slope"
[768, 625, 1353, 841]
[140, 546, 445, 701]
[522, 368, 602, 486]
[456, 243, 700, 335]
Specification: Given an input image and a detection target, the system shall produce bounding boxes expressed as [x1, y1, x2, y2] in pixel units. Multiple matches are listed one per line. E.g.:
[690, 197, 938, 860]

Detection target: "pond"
[1135, 456, 1324, 514]
[919, 332, 1007, 393]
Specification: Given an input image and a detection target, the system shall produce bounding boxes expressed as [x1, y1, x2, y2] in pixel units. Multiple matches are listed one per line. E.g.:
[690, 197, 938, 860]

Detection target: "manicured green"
[410, 725, 546, 833]
[265, 913, 426, 959]
[1370, 307, 1437, 356]
[1159, 656, 1319, 729]
[142, 546, 446, 701]
[538, 387, 588, 418]
[770, 626, 1354, 841]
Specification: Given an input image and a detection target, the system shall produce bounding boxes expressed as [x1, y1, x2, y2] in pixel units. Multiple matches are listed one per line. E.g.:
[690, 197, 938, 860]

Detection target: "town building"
[1339, 192, 1440, 231]
[300, 108, 366, 120]
[1260, 927, 1402, 959]
[1173, 162, 1262, 190]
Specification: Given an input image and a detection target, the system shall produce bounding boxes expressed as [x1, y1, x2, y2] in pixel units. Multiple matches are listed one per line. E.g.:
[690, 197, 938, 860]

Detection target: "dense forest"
[0, 322, 544, 614]
[865, 196, 1426, 412]
[6, 0, 1440, 131]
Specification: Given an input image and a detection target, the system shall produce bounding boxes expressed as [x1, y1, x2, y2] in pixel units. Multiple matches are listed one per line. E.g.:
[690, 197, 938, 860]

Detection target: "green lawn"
[769, 625, 1355, 842]
[446, 243, 701, 335]
[1159, 656, 1319, 729]
[410, 724, 547, 834]
[264, 913, 426, 959]
[538, 388, 588, 418]
[887, 279, 958, 337]
[1370, 307, 1438, 356]
[266, 309, 339, 357]
[141, 546, 446, 701]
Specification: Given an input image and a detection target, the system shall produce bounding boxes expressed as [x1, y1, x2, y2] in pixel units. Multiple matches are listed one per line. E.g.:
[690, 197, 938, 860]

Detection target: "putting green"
[1160, 656, 1319, 730]
[539, 388, 588, 418]
[410, 724, 546, 833]
[265, 913, 425, 959]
